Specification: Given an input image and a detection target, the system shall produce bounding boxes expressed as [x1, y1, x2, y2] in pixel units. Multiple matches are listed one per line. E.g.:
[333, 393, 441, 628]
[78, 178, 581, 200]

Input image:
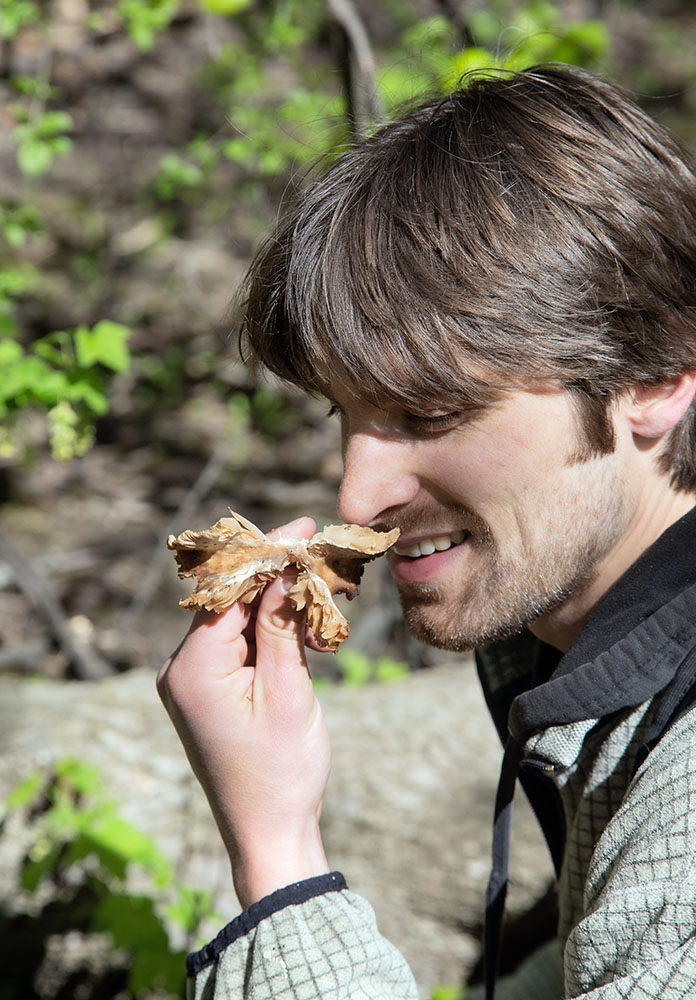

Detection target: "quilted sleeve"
[187, 873, 419, 1000]
[564, 708, 696, 998]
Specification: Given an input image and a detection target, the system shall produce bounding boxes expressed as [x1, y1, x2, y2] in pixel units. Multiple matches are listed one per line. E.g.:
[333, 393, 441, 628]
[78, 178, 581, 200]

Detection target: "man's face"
[335, 385, 636, 651]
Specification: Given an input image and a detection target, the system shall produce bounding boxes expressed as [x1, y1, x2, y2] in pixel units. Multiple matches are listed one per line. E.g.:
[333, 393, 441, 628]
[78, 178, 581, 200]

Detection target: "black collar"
[508, 505, 696, 741]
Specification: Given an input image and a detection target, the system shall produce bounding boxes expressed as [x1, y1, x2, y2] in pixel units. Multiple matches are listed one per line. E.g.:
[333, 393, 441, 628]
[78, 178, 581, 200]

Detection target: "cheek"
[449, 436, 544, 501]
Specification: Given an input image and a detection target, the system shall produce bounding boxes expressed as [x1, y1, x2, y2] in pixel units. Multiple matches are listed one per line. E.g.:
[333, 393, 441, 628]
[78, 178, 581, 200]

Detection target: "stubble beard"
[394, 464, 633, 653]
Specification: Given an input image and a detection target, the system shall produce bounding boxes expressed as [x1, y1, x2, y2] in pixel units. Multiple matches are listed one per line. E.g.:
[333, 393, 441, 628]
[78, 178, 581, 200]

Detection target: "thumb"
[254, 573, 308, 677]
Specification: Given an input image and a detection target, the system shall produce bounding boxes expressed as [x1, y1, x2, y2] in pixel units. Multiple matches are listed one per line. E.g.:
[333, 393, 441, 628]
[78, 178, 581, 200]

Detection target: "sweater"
[187, 508, 696, 1000]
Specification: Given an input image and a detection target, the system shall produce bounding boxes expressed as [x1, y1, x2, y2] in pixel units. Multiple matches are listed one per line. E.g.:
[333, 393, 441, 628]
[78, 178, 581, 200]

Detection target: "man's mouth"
[393, 530, 468, 559]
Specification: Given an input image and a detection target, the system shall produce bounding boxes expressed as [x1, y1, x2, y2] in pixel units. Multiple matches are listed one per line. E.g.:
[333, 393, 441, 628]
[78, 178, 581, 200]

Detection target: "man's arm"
[157, 517, 419, 999]
[157, 517, 331, 907]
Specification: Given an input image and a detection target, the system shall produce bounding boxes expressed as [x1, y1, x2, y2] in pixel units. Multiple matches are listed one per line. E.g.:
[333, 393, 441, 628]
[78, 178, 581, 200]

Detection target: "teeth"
[394, 530, 467, 558]
[433, 535, 452, 551]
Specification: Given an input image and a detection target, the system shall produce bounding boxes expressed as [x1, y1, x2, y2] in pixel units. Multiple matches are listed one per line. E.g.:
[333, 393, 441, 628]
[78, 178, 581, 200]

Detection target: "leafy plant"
[227, 387, 291, 438]
[5, 757, 215, 998]
[10, 106, 73, 177]
[199, 0, 254, 14]
[0, 262, 38, 337]
[117, 0, 181, 51]
[0, 199, 43, 248]
[0, 0, 39, 39]
[430, 985, 467, 1000]
[335, 647, 410, 686]
[378, 1, 609, 113]
[0, 321, 131, 460]
[155, 152, 207, 202]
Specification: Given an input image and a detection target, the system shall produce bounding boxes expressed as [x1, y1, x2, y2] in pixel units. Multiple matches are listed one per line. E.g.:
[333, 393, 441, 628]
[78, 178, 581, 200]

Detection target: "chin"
[402, 600, 528, 653]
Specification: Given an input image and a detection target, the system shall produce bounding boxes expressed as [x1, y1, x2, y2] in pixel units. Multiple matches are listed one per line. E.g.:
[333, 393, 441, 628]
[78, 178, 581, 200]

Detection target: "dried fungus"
[167, 510, 400, 651]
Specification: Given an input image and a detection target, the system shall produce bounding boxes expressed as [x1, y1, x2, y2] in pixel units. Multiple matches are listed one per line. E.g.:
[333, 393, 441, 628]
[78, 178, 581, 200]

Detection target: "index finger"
[267, 515, 316, 543]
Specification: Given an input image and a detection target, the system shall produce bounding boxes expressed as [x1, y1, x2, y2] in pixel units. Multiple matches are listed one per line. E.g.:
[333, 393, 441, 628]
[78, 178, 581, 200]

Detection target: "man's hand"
[157, 517, 331, 909]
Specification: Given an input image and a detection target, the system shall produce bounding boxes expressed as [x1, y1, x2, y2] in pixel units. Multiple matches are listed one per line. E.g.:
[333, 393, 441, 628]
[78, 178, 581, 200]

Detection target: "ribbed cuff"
[186, 871, 348, 975]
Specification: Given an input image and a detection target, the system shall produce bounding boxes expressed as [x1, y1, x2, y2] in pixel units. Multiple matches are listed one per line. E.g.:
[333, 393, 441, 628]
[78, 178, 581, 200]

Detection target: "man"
[157, 65, 696, 999]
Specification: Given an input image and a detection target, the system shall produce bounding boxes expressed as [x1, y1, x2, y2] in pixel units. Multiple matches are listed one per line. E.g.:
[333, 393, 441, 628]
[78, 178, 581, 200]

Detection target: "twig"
[0, 527, 114, 679]
[326, 0, 384, 135]
[435, 0, 476, 49]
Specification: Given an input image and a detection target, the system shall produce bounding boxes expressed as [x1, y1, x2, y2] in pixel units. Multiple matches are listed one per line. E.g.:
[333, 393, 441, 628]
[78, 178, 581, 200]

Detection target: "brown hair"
[241, 65, 696, 490]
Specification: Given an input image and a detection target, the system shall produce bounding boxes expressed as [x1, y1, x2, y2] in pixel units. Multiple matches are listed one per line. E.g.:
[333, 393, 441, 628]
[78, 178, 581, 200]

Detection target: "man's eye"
[402, 412, 464, 435]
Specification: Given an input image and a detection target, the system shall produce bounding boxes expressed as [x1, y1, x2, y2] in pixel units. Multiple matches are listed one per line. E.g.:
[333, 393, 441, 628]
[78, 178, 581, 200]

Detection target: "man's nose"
[337, 430, 419, 526]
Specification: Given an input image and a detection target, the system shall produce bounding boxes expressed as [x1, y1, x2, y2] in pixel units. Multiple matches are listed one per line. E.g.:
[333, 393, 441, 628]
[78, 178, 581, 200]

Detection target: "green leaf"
[199, 0, 253, 14]
[74, 321, 131, 373]
[374, 656, 409, 684]
[0, 337, 24, 368]
[94, 892, 168, 951]
[65, 376, 109, 416]
[0, 0, 40, 40]
[442, 48, 499, 90]
[65, 833, 128, 880]
[81, 808, 173, 884]
[118, 0, 181, 50]
[34, 110, 73, 137]
[5, 770, 44, 810]
[336, 647, 372, 686]
[430, 985, 467, 1000]
[90, 320, 131, 372]
[21, 844, 63, 893]
[167, 886, 216, 934]
[55, 757, 101, 794]
[16, 140, 53, 177]
[0, 355, 66, 406]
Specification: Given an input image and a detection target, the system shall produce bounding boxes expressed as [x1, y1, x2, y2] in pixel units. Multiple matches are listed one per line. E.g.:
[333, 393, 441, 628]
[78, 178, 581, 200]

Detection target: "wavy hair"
[241, 65, 696, 490]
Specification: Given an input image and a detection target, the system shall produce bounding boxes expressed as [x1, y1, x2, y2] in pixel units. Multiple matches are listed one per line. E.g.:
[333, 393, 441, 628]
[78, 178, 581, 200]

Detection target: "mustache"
[373, 503, 493, 543]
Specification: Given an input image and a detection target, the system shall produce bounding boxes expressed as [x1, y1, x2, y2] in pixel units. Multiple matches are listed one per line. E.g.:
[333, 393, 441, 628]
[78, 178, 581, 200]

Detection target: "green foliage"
[0, 321, 131, 460]
[379, 1, 609, 112]
[5, 757, 215, 998]
[222, 86, 346, 178]
[430, 985, 467, 1000]
[203, 2, 347, 182]
[117, 0, 181, 51]
[228, 387, 291, 438]
[0, 200, 43, 248]
[335, 647, 410, 686]
[0, 262, 37, 336]
[0, 0, 614, 467]
[155, 152, 207, 201]
[10, 106, 73, 177]
[0, 0, 39, 39]
[199, 0, 254, 14]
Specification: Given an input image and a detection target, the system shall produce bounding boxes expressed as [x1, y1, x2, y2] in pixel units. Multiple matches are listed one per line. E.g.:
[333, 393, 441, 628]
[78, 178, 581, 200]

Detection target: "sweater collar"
[508, 506, 696, 743]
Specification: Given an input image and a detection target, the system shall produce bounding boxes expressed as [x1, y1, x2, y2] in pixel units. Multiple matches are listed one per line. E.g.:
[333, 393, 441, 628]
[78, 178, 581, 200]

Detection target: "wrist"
[229, 824, 330, 910]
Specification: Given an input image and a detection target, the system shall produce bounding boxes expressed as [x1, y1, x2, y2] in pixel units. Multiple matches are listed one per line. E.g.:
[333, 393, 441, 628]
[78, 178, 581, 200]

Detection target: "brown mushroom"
[167, 510, 400, 651]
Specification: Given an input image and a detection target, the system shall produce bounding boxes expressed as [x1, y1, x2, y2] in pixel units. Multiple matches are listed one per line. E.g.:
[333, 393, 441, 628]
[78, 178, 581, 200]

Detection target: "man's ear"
[627, 372, 696, 439]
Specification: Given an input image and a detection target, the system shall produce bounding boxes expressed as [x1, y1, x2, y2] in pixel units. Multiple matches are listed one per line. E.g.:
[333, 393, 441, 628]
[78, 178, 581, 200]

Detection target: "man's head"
[242, 64, 696, 491]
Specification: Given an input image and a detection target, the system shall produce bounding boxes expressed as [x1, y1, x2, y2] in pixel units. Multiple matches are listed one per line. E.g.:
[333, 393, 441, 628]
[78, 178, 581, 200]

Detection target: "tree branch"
[326, 0, 384, 136]
[0, 528, 114, 679]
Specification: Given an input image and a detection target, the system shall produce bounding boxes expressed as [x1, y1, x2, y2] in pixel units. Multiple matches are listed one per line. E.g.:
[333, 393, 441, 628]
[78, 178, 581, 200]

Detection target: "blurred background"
[1, 1, 695, 997]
